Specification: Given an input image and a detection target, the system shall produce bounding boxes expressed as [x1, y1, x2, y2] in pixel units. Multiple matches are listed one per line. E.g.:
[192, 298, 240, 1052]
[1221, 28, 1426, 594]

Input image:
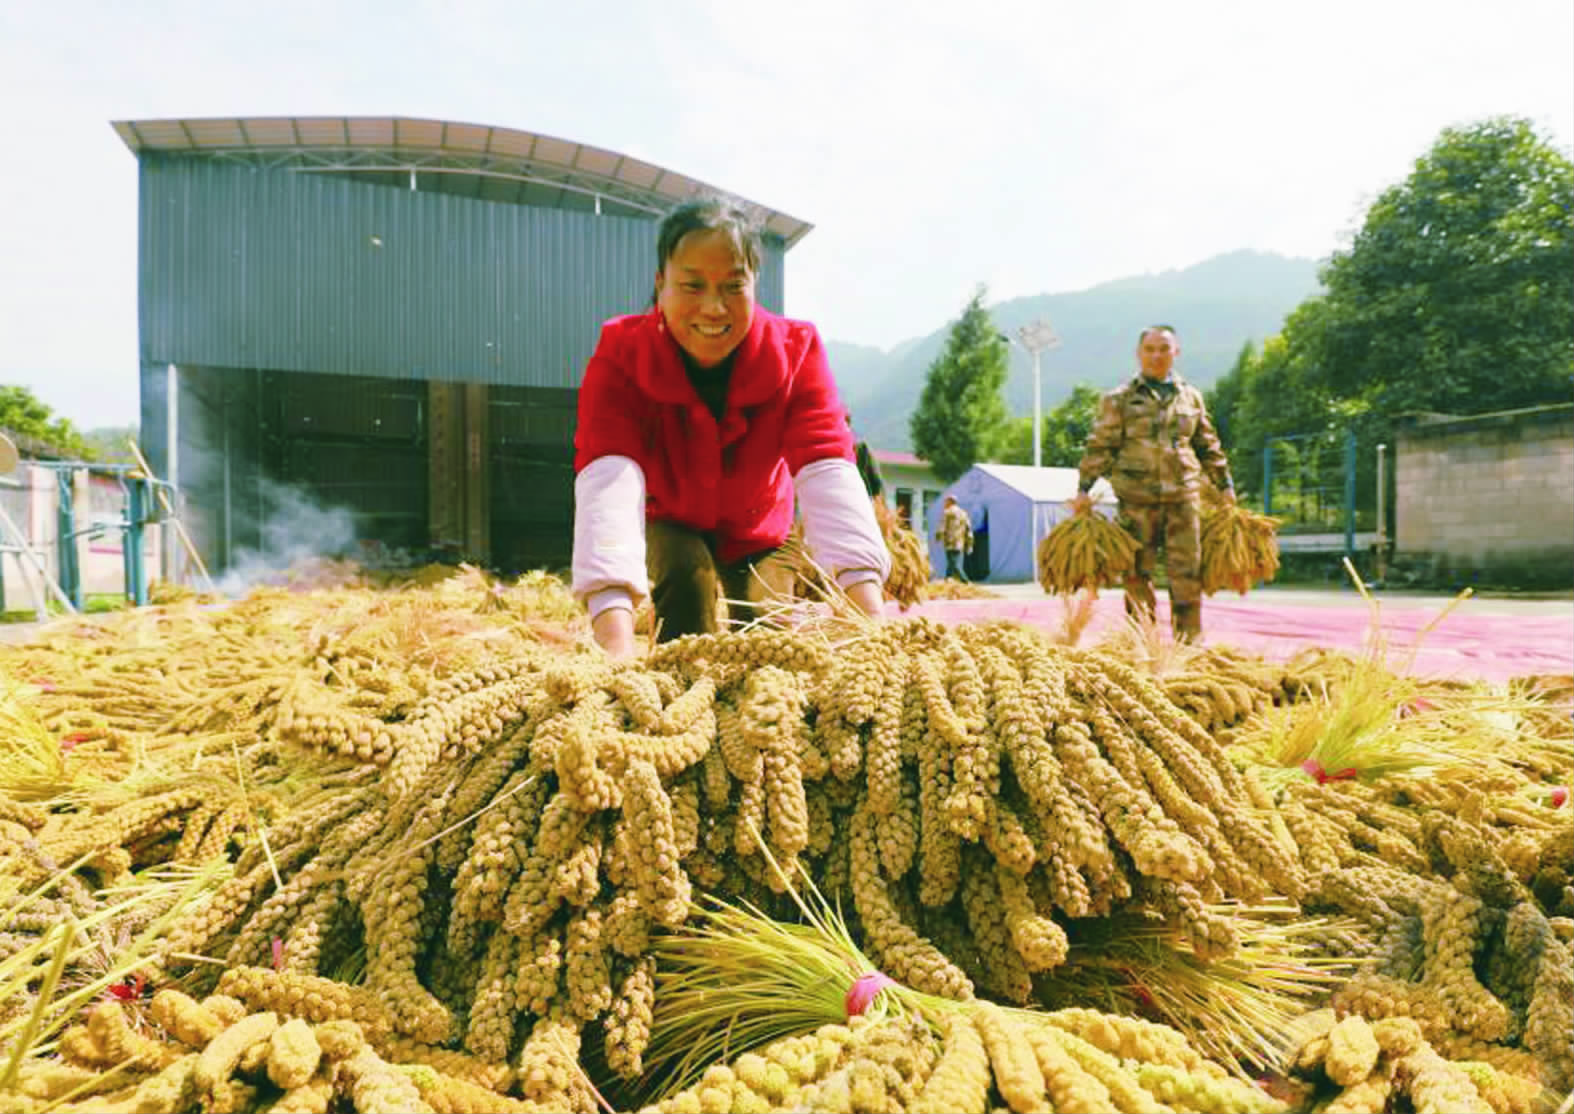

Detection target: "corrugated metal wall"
[169, 365, 433, 572]
[137, 150, 794, 576]
[489, 385, 578, 572]
[138, 153, 788, 387]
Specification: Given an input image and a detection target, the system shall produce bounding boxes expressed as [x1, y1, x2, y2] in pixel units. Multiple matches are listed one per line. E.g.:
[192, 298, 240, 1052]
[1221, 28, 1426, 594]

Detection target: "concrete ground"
[980, 580, 1574, 617]
[912, 582, 1574, 684]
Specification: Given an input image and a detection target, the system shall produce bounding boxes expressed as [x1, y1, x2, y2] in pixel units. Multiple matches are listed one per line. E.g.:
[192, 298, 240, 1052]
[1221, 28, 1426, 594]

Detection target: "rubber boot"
[1172, 601, 1202, 644]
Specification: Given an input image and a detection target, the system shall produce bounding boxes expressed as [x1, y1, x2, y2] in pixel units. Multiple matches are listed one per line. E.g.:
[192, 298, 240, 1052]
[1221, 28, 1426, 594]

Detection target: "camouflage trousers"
[1117, 499, 1203, 640]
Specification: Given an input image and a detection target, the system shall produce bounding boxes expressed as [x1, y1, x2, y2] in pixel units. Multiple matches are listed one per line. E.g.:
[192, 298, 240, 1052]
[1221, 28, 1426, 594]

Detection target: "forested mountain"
[830, 250, 1321, 451]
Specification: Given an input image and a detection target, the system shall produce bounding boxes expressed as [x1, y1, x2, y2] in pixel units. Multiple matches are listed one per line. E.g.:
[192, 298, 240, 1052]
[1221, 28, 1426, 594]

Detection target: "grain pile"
[145, 620, 1306, 1097]
[1, 564, 1569, 1114]
[925, 578, 1000, 600]
[642, 1007, 1286, 1114]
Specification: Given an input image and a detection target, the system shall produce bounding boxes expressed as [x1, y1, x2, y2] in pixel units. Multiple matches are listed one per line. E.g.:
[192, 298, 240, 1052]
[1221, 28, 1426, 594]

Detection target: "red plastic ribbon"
[1301, 759, 1357, 785]
[61, 731, 90, 752]
[272, 938, 286, 971]
[108, 973, 148, 1002]
[1552, 786, 1569, 809]
[844, 971, 897, 1019]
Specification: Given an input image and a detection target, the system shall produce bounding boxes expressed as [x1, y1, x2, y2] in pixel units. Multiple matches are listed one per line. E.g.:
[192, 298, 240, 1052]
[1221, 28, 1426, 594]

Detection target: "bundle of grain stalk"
[1200, 500, 1281, 595]
[1283, 1009, 1549, 1114]
[12, 990, 551, 1114]
[1223, 641, 1574, 1096]
[639, 863, 1286, 1113]
[873, 498, 929, 609]
[1036, 506, 1140, 594]
[133, 618, 1307, 1111]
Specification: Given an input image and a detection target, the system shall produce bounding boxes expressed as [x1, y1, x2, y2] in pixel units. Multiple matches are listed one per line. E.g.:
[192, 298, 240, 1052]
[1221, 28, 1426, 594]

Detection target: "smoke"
[216, 479, 358, 596]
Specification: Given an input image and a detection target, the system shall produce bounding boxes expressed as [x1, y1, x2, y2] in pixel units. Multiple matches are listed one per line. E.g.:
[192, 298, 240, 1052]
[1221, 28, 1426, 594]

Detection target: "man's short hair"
[1137, 324, 1179, 345]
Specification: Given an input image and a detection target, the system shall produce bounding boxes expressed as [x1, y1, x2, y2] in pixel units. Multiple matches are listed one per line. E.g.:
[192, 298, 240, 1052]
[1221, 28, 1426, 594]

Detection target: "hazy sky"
[1, 0, 1569, 429]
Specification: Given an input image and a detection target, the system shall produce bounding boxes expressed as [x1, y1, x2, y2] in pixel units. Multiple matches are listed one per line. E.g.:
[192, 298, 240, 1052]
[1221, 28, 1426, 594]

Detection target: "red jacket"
[574, 308, 853, 563]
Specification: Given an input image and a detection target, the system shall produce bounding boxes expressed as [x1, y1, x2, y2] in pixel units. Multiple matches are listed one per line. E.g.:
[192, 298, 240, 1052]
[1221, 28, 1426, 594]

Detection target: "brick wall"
[1395, 404, 1574, 587]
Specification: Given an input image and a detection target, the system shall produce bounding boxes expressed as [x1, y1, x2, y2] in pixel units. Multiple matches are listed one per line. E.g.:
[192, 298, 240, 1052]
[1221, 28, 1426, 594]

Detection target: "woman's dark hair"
[655, 198, 764, 279]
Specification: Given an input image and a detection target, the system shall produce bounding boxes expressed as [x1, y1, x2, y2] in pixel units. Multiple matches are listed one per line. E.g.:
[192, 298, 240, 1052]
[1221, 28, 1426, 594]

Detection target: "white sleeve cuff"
[572, 455, 650, 605]
[794, 458, 892, 584]
[586, 587, 635, 620]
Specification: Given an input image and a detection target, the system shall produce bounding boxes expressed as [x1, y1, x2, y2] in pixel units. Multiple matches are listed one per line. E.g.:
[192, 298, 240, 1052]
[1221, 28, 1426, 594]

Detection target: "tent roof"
[974, 463, 1114, 504]
[873, 449, 926, 467]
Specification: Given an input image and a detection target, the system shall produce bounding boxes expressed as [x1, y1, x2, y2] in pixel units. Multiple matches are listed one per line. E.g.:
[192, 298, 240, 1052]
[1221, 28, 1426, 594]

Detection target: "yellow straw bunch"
[1036, 509, 1140, 595]
[1033, 901, 1360, 1072]
[874, 499, 930, 609]
[1200, 502, 1281, 595]
[926, 579, 999, 601]
[641, 850, 1286, 1114]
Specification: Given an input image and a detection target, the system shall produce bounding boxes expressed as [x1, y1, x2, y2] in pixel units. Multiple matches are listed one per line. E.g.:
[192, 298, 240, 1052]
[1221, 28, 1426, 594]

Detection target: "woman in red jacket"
[572, 199, 889, 657]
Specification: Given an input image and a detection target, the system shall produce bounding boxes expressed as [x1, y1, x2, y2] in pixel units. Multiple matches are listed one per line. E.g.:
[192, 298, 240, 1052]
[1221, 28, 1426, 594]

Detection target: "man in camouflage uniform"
[1073, 325, 1235, 642]
[936, 495, 973, 582]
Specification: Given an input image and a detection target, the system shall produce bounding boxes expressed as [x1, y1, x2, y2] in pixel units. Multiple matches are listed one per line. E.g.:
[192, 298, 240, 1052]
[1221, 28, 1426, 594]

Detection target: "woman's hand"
[845, 579, 884, 620]
[592, 607, 640, 659]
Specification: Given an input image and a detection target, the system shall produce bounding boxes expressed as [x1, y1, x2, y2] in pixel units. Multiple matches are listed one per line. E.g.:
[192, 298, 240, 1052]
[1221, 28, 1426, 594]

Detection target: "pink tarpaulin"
[907, 592, 1574, 686]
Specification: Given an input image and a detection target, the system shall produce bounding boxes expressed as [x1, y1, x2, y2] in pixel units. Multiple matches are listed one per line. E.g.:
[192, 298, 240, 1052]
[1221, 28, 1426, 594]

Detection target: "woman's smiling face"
[655, 228, 756, 368]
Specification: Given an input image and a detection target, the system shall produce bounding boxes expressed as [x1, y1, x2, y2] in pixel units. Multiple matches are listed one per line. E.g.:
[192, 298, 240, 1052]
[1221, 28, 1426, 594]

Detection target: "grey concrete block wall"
[1395, 405, 1574, 585]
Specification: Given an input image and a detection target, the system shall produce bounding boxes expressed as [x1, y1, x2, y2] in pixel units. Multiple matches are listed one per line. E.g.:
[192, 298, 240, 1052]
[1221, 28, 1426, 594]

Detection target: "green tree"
[81, 426, 140, 465]
[1206, 340, 1257, 454]
[1208, 301, 1350, 505]
[0, 384, 93, 459]
[910, 287, 1011, 482]
[996, 384, 1103, 467]
[1313, 116, 1574, 414]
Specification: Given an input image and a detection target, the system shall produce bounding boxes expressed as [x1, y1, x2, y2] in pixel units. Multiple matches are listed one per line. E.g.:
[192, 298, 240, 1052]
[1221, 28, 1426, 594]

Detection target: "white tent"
[930, 464, 1117, 582]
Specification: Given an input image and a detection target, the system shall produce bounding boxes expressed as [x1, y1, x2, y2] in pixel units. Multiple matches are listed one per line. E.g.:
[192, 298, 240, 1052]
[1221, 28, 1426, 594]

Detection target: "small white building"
[871, 450, 948, 538]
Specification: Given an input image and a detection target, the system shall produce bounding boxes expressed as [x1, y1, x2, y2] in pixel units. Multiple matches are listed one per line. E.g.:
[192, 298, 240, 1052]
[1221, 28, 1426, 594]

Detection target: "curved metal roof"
[111, 116, 812, 247]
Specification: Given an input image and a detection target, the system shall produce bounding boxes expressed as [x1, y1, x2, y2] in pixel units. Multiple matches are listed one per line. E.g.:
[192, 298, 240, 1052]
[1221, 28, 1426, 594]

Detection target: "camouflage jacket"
[938, 503, 973, 551]
[1077, 373, 1233, 505]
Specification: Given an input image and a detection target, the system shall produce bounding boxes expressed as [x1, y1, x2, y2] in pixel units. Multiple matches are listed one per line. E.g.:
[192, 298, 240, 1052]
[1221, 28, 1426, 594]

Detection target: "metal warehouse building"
[114, 116, 811, 575]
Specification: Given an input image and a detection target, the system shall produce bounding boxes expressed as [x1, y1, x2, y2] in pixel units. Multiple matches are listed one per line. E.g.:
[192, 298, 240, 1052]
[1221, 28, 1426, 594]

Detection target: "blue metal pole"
[126, 479, 148, 606]
[1343, 428, 1357, 559]
[56, 470, 82, 611]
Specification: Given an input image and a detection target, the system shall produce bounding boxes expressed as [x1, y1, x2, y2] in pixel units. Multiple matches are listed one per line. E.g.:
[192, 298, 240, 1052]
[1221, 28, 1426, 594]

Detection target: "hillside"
[830, 250, 1321, 451]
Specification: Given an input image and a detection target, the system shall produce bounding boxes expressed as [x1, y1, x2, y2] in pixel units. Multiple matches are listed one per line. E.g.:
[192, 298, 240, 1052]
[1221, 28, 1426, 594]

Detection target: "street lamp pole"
[1015, 320, 1061, 469]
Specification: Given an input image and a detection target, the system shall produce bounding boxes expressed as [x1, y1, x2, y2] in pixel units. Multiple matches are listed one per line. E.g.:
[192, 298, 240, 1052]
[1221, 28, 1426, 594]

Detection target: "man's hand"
[845, 579, 884, 620]
[591, 607, 639, 659]
[1071, 491, 1092, 514]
